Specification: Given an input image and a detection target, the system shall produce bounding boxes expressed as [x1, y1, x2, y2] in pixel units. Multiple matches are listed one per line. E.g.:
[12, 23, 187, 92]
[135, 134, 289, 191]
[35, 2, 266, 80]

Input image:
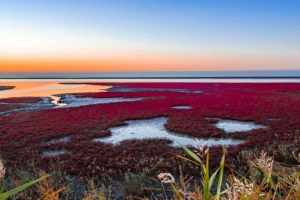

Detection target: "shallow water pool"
[93, 117, 244, 147]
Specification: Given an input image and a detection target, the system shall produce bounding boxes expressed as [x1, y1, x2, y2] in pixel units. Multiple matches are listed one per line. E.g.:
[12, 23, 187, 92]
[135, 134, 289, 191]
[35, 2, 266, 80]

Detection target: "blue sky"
[0, 0, 299, 72]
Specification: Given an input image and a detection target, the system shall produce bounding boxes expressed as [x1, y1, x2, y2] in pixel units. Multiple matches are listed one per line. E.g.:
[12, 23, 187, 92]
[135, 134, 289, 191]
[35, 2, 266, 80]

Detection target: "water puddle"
[43, 150, 67, 157]
[172, 106, 192, 109]
[215, 119, 266, 133]
[42, 136, 70, 145]
[93, 117, 244, 147]
[56, 94, 143, 108]
[205, 117, 266, 133]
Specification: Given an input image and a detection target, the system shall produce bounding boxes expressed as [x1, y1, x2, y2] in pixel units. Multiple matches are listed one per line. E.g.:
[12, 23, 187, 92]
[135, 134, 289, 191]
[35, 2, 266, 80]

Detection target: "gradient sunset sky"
[0, 0, 299, 72]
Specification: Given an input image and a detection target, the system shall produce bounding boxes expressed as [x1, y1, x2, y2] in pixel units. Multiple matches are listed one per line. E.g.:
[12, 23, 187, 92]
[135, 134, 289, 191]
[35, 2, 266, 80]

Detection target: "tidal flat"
[0, 80, 300, 198]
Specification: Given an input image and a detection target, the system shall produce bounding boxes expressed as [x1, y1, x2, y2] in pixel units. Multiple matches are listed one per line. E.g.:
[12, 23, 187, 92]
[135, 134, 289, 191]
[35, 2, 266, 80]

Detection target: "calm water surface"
[0, 80, 109, 105]
[1, 78, 300, 101]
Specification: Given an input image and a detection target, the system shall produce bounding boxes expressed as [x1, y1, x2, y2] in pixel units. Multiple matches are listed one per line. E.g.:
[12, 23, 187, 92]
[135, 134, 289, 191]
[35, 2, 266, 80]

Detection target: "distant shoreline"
[0, 86, 15, 91]
[1, 76, 300, 79]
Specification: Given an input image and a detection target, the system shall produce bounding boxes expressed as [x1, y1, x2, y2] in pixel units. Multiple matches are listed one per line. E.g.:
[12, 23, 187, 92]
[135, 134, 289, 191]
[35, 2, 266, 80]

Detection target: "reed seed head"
[157, 173, 175, 183]
[225, 176, 265, 198]
[256, 151, 273, 173]
[193, 140, 208, 159]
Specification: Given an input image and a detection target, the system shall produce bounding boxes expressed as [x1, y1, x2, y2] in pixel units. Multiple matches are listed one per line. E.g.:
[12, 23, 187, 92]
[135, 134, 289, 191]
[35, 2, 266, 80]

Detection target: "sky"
[0, 0, 299, 73]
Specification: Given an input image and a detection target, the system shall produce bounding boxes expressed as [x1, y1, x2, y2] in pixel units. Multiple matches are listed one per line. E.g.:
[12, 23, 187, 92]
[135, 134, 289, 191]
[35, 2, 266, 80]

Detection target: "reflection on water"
[0, 81, 110, 106]
[93, 117, 244, 147]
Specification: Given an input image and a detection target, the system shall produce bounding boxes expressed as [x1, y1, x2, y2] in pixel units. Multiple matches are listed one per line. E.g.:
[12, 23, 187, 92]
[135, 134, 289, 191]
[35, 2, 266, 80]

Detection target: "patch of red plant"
[0, 97, 43, 103]
[0, 104, 24, 112]
[0, 82, 299, 177]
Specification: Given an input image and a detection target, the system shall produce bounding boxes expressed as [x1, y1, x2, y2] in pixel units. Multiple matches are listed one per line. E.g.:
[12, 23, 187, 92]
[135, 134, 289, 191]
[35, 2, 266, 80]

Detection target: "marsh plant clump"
[154, 145, 300, 200]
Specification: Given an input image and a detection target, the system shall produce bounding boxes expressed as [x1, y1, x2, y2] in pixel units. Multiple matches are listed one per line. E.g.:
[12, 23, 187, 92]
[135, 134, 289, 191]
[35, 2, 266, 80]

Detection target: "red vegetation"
[0, 103, 24, 112]
[0, 97, 43, 103]
[0, 82, 300, 177]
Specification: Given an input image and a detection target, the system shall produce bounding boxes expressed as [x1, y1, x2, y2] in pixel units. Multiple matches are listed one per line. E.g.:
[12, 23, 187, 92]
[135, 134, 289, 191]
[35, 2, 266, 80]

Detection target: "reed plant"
[154, 142, 300, 200]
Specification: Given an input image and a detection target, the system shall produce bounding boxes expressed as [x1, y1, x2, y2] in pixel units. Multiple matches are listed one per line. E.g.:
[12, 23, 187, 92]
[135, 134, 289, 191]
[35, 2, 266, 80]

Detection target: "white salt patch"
[267, 118, 280, 121]
[93, 117, 244, 147]
[172, 106, 192, 109]
[43, 150, 67, 156]
[109, 87, 202, 93]
[55, 94, 143, 108]
[215, 119, 266, 133]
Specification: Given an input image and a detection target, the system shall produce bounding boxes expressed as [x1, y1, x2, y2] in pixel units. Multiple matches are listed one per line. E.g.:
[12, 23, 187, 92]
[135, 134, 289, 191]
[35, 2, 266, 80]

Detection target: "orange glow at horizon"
[1, 55, 298, 72]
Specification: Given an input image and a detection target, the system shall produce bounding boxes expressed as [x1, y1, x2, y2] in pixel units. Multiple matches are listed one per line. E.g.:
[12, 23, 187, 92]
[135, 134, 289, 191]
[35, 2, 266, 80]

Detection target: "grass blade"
[204, 149, 210, 200]
[176, 155, 201, 166]
[216, 146, 226, 200]
[209, 168, 219, 189]
[171, 183, 183, 200]
[0, 175, 48, 199]
[175, 140, 201, 163]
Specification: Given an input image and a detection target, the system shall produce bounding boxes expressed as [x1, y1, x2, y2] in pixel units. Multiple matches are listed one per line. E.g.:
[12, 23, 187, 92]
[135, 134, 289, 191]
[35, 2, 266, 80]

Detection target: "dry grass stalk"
[176, 165, 195, 199]
[189, 183, 203, 200]
[0, 159, 5, 181]
[35, 171, 66, 200]
[293, 151, 300, 164]
[83, 179, 111, 200]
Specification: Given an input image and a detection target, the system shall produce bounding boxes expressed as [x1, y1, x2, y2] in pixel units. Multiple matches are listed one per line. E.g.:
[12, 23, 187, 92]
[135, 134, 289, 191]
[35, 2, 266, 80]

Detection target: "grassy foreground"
[1, 144, 299, 199]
